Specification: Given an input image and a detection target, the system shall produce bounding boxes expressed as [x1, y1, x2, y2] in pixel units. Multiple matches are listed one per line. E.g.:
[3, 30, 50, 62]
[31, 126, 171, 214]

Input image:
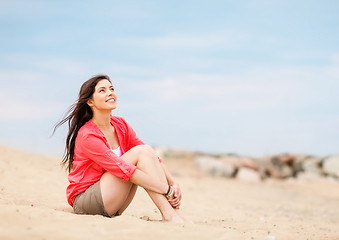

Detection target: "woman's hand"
[168, 183, 182, 209]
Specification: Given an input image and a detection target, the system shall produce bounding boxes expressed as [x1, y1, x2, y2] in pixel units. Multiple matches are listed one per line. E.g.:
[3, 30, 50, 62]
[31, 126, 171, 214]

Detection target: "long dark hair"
[54, 74, 111, 172]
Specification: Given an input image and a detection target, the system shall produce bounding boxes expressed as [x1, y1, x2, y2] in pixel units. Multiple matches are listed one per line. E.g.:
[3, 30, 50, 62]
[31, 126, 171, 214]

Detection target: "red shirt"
[66, 116, 143, 206]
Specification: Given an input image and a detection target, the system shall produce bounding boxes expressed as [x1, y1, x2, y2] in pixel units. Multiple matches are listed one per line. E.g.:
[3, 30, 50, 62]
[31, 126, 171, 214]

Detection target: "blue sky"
[1, 0, 339, 157]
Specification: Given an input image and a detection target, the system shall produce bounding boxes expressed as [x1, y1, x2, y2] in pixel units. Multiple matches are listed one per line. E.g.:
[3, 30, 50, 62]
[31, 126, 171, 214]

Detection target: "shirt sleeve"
[78, 133, 136, 181]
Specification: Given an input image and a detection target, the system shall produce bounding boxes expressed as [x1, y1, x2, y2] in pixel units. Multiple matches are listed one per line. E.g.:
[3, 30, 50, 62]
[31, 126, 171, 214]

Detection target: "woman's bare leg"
[117, 183, 137, 215]
[100, 145, 184, 222]
[100, 172, 136, 216]
[123, 145, 184, 222]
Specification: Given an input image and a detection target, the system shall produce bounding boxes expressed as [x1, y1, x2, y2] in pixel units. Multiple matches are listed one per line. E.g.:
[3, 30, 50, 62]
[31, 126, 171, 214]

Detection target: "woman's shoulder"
[110, 115, 128, 125]
[78, 119, 100, 137]
[110, 115, 134, 132]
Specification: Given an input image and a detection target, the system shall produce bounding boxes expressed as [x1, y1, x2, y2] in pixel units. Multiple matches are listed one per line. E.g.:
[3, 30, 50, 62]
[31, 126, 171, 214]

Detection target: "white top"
[111, 146, 122, 157]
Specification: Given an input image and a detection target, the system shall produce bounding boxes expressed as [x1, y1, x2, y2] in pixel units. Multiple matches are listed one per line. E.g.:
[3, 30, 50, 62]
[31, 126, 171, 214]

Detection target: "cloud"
[2, 51, 338, 124]
[113, 54, 339, 139]
[4, 54, 93, 76]
[324, 53, 339, 80]
[0, 90, 67, 121]
[0, 65, 81, 121]
[105, 31, 252, 50]
[121, 67, 311, 111]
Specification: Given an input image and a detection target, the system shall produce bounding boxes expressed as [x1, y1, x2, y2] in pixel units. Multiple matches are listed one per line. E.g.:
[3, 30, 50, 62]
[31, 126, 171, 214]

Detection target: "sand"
[0, 145, 338, 240]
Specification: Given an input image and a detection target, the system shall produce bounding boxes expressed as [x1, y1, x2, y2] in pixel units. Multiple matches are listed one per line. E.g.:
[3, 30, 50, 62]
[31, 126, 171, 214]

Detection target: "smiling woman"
[54, 74, 190, 223]
[87, 81, 117, 112]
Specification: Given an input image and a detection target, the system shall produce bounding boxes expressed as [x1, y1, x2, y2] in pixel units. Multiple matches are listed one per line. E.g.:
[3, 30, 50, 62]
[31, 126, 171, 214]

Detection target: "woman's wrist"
[168, 180, 175, 186]
[165, 185, 171, 195]
[165, 185, 174, 199]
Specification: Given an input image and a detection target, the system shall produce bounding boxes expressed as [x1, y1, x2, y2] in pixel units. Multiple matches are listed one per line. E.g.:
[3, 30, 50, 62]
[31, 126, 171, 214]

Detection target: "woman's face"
[87, 79, 117, 112]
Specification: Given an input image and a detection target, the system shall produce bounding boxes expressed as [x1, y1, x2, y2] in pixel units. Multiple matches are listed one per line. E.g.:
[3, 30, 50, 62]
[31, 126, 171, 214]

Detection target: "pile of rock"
[258, 154, 339, 180]
[194, 153, 261, 182]
[193, 153, 339, 182]
[154, 146, 339, 182]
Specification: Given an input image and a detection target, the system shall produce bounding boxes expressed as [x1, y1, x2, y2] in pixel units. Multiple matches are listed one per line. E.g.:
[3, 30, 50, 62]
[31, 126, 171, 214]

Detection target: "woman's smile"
[106, 97, 115, 102]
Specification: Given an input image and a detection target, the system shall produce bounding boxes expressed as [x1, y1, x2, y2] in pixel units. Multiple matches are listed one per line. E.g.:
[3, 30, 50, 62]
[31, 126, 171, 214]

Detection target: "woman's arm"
[160, 162, 182, 209]
[161, 162, 175, 185]
[78, 133, 138, 182]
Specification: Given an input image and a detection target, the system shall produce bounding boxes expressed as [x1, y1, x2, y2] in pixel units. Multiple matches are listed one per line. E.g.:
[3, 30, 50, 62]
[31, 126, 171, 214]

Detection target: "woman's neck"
[91, 110, 112, 129]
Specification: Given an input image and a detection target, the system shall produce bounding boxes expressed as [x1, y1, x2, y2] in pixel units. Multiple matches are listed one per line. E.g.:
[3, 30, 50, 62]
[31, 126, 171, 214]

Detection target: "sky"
[0, 0, 339, 157]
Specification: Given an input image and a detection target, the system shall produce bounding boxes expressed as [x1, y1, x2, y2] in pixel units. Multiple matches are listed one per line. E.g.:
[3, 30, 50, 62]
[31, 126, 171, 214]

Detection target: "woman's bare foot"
[175, 210, 193, 224]
[162, 212, 185, 223]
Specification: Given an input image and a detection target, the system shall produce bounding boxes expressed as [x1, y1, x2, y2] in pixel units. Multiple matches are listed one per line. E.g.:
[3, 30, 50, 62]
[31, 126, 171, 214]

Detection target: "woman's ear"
[87, 99, 94, 107]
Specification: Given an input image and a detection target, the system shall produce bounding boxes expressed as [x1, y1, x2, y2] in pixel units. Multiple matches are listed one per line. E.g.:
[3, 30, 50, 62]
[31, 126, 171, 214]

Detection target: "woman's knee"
[122, 145, 158, 167]
[130, 145, 155, 157]
[139, 145, 158, 160]
[133, 145, 158, 164]
[140, 144, 155, 154]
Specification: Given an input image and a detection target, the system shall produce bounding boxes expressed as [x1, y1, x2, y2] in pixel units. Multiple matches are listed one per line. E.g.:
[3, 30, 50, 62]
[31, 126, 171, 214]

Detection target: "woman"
[55, 74, 189, 223]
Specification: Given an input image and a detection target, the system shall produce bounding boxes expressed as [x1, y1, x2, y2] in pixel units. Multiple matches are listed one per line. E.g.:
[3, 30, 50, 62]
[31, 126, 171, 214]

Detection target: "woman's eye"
[110, 87, 114, 91]
[99, 89, 105, 93]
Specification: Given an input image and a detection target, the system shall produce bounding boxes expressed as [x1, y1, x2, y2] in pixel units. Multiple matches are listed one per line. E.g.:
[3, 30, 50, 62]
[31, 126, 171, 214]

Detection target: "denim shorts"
[73, 181, 119, 218]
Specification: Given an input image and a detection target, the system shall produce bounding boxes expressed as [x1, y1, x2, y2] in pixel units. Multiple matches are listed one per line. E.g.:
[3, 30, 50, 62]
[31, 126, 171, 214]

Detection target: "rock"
[236, 168, 261, 182]
[323, 156, 339, 178]
[302, 157, 322, 175]
[218, 155, 253, 166]
[261, 154, 293, 179]
[266, 163, 293, 179]
[296, 172, 324, 182]
[272, 154, 295, 165]
[252, 157, 269, 179]
[263, 154, 300, 179]
[194, 156, 236, 177]
[241, 157, 259, 170]
[291, 155, 309, 175]
[234, 157, 258, 170]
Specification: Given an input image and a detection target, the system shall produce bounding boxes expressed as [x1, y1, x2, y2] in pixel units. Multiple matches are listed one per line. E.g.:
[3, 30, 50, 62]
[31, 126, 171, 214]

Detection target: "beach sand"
[0, 145, 338, 240]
